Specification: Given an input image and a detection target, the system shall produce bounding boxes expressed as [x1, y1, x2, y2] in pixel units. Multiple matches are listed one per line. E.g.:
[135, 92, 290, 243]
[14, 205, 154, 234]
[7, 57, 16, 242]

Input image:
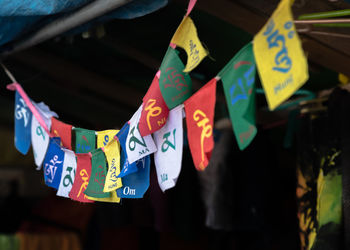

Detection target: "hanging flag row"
[6, 0, 309, 203]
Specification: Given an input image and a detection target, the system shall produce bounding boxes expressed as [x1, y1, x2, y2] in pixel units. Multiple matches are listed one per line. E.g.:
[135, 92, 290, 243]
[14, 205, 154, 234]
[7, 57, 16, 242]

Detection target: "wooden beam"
[100, 38, 160, 71]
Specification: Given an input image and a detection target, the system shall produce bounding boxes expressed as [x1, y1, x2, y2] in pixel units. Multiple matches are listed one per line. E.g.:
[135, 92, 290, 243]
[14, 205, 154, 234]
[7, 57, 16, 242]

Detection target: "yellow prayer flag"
[86, 191, 120, 203]
[103, 138, 122, 193]
[97, 129, 119, 148]
[253, 0, 309, 110]
[171, 16, 208, 72]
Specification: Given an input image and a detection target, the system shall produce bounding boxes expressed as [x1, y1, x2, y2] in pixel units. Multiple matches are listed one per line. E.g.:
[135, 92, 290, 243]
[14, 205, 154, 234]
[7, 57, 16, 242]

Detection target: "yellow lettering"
[78, 169, 89, 198]
[54, 130, 59, 137]
[157, 117, 166, 126]
[193, 109, 212, 168]
[145, 99, 162, 131]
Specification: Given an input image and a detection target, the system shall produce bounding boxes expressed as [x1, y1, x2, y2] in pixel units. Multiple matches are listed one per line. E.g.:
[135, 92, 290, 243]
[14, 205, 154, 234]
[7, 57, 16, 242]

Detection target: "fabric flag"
[126, 105, 157, 164]
[103, 138, 122, 192]
[33, 102, 58, 129]
[87, 190, 120, 203]
[84, 148, 109, 198]
[57, 149, 77, 198]
[139, 74, 169, 137]
[170, 16, 208, 72]
[43, 137, 64, 189]
[97, 129, 119, 148]
[69, 153, 94, 203]
[253, 0, 308, 110]
[116, 155, 150, 199]
[31, 102, 57, 169]
[159, 47, 192, 109]
[154, 105, 184, 192]
[218, 43, 257, 150]
[51, 117, 73, 150]
[14, 91, 32, 155]
[184, 78, 217, 171]
[84, 149, 120, 203]
[74, 127, 96, 153]
[31, 116, 49, 168]
[117, 123, 139, 177]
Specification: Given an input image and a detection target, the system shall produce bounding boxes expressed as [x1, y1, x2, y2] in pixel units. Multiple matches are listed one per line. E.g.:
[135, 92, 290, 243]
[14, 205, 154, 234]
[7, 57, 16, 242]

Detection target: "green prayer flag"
[159, 47, 192, 109]
[84, 148, 109, 198]
[74, 127, 96, 153]
[218, 43, 257, 150]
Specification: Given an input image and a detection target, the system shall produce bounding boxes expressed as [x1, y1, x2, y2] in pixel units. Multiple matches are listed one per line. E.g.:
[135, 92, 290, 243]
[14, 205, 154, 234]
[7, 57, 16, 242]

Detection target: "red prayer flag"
[139, 74, 169, 137]
[184, 78, 217, 171]
[51, 117, 73, 150]
[69, 153, 94, 203]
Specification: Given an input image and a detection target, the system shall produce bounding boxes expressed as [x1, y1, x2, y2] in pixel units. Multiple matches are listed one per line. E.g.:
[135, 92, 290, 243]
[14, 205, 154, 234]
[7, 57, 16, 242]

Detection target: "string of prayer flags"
[57, 149, 77, 198]
[51, 117, 73, 150]
[74, 127, 96, 153]
[184, 78, 217, 171]
[14, 91, 32, 155]
[159, 47, 192, 109]
[253, 0, 309, 110]
[69, 153, 94, 203]
[154, 105, 184, 192]
[126, 105, 157, 164]
[84, 149, 109, 198]
[43, 137, 64, 189]
[139, 73, 169, 137]
[97, 129, 119, 148]
[117, 123, 139, 177]
[31, 102, 57, 169]
[170, 16, 208, 72]
[116, 155, 151, 199]
[218, 43, 257, 150]
[103, 137, 122, 192]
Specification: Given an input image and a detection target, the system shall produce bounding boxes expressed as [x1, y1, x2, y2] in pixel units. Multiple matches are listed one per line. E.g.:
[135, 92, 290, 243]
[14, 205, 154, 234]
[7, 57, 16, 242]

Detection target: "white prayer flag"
[154, 105, 184, 192]
[57, 149, 77, 198]
[126, 105, 157, 164]
[31, 102, 58, 169]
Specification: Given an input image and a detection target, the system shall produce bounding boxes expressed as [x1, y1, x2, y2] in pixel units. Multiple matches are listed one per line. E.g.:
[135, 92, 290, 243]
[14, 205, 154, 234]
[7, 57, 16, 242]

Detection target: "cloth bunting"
[31, 102, 57, 169]
[170, 16, 208, 72]
[69, 153, 94, 203]
[56, 149, 77, 198]
[159, 47, 192, 109]
[154, 105, 184, 192]
[184, 78, 217, 171]
[14, 91, 32, 155]
[253, 0, 308, 110]
[74, 127, 96, 153]
[43, 137, 64, 189]
[84, 148, 109, 198]
[139, 73, 169, 137]
[117, 123, 138, 177]
[126, 105, 157, 164]
[103, 137, 122, 192]
[218, 42, 257, 150]
[97, 129, 119, 148]
[51, 117, 73, 150]
[116, 155, 150, 199]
